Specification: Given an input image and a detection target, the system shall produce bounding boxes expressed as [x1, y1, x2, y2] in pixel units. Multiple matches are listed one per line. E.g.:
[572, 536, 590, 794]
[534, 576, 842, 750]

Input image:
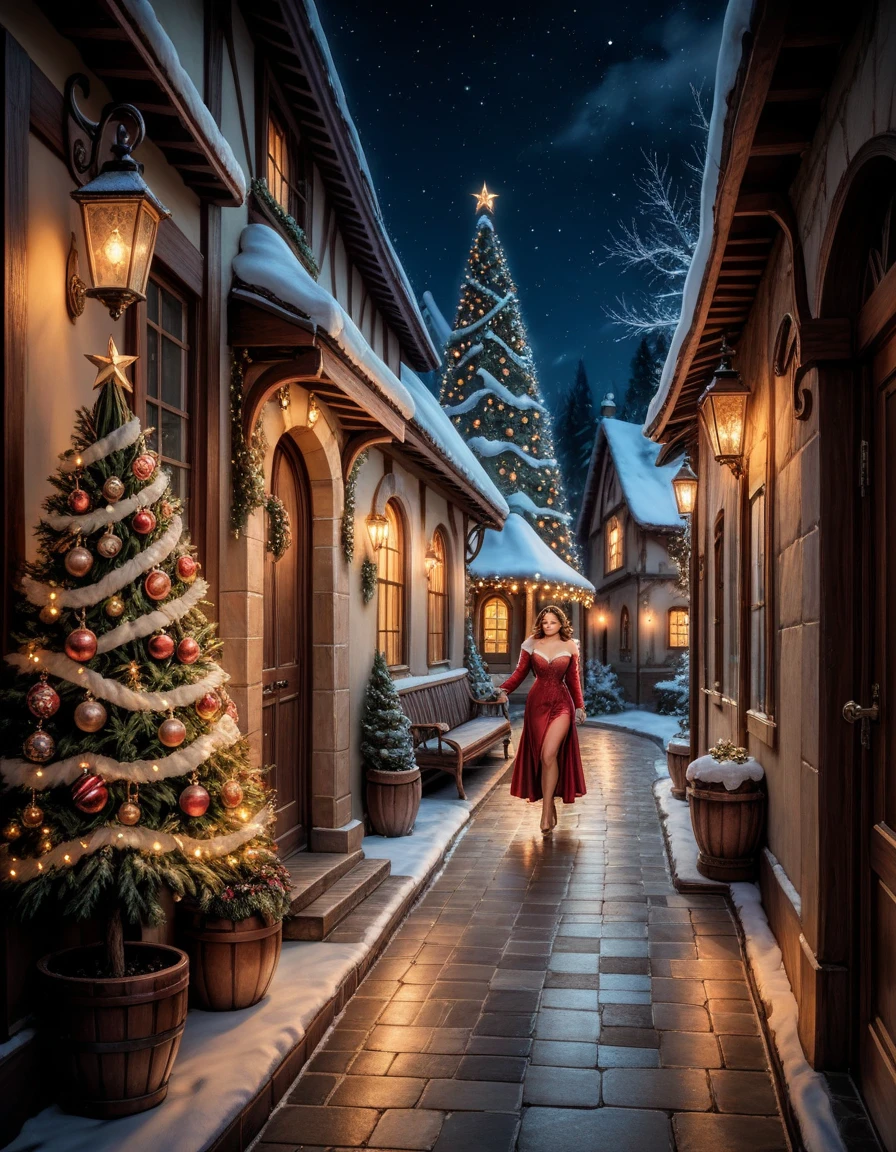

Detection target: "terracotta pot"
[366, 766, 422, 837]
[666, 739, 691, 801]
[37, 942, 188, 1118]
[688, 778, 766, 881]
[179, 912, 282, 1011]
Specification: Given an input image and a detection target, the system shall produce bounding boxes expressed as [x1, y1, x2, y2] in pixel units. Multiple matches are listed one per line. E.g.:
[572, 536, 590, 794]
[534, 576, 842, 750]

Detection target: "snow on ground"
[600, 419, 684, 530]
[654, 776, 725, 890]
[586, 708, 679, 750]
[469, 513, 594, 592]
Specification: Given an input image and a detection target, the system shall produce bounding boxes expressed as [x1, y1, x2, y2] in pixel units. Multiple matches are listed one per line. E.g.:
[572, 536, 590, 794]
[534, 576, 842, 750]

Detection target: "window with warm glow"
[713, 513, 725, 692]
[482, 596, 510, 657]
[266, 109, 309, 228]
[605, 516, 623, 572]
[669, 608, 689, 648]
[749, 489, 767, 713]
[427, 529, 449, 665]
[377, 501, 406, 667]
[620, 605, 631, 652]
[145, 277, 191, 523]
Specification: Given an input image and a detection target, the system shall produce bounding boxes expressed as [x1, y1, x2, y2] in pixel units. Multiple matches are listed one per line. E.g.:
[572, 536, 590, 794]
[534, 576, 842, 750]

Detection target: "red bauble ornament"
[148, 632, 175, 660]
[64, 546, 94, 578]
[27, 682, 60, 719]
[132, 453, 157, 481]
[195, 692, 220, 721]
[72, 773, 109, 814]
[144, 570, 172, 601]
[176, 637, 200, 665]
[221, 779, 243, 808]
[158, 716, 186, 748]
[74, 698, 107, 733]
[179, 783, 210, 817]
[65, 627, 97, 663]
[23, 729, 55, 763]
[68, 488, 91, 514]
[224, 700, 239, 724]
[176, 555, 198, 583]
[132, 508, 157, 535]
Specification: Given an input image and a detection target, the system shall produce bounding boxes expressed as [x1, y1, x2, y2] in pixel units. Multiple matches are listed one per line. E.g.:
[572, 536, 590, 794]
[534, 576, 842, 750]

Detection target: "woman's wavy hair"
[530, 604, 574, 641]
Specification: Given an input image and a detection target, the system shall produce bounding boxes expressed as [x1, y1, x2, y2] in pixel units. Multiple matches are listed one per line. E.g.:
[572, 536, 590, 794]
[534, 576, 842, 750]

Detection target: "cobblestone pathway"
[256, 727, 789, 1151]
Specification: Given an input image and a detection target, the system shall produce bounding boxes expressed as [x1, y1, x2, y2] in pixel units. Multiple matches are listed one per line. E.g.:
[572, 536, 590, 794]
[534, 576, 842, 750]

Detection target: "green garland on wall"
[265, 494, 292, 562]
[229, 352, 267, 539]
[361, 558, 377, 604]
[251, 177, 320, 280]
[342, 450, 368, 563]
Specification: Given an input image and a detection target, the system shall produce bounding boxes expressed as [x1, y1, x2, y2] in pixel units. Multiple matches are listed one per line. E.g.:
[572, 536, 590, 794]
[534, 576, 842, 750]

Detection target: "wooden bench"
[397, 670, 511, 799]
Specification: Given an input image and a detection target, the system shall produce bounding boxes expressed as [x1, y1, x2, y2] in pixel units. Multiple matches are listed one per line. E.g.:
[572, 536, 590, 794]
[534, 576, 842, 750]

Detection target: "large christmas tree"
[0, 341, 288, 977]
[440, 191, 580, 570]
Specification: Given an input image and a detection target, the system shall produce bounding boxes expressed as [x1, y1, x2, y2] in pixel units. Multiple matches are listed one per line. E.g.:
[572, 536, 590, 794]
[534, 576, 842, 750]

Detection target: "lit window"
[377, 501, 406, 667]
[669, 608, 689, 648]
[145, 277, 190, 523]
[266, 111, 309, 228]
[749, 489, 767, 713]
[482, 597, 510, 656]
[606, 516, 623, 572]
[427, 529, 449, 664]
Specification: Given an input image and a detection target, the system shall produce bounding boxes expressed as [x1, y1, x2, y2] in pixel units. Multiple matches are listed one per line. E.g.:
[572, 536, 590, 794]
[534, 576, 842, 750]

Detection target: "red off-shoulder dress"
[500, 641, 587, 804]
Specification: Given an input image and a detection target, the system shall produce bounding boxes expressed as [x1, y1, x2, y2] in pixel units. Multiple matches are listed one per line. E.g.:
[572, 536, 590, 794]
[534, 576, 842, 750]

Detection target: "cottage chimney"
[600, 392, 616, 419]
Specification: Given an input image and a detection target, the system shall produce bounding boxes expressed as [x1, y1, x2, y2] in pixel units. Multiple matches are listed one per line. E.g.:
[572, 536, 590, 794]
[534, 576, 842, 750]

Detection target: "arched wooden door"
[263, 436, 311, 853]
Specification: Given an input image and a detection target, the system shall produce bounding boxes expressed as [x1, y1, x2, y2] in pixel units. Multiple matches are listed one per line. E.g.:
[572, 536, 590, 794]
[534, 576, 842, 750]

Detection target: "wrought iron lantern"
[697, 336, 750, 477]
[365, 512, 389, 552]
[424, 545, 441, 578]
[672, 456, 698, 515]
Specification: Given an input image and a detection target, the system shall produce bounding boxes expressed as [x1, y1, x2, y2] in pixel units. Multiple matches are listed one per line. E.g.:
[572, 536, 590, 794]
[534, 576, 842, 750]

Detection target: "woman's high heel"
[551, 799, 558, 829]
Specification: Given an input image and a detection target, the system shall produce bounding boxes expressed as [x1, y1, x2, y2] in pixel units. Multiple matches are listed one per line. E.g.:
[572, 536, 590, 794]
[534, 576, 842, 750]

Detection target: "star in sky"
[472, 182, 499, 213]
[85, 337, 137, 392]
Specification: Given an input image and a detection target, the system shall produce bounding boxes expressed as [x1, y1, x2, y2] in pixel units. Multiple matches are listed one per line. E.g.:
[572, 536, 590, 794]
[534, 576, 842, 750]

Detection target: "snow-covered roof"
[470, 513, 595, 594]
[399, 366, 509, 519]
[421, 291, 452, 354]
[601, 419, 685, 531]
[233, 224, 414, 419]
[644, 0, 754, 435]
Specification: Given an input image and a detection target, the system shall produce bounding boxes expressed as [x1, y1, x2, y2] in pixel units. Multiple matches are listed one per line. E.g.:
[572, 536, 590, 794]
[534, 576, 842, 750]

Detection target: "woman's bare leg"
[540, 713, 570, 830]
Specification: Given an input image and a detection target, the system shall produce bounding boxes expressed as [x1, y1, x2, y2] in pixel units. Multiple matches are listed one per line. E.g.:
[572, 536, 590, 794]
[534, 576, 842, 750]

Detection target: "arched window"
[427, 529, 449, 665]
[377, 500, 406, 667]
[620, 605, 631, 652]
[605, 516, 623, 573]
[669, 608, 689, 648]
[481, 596, 510, 659]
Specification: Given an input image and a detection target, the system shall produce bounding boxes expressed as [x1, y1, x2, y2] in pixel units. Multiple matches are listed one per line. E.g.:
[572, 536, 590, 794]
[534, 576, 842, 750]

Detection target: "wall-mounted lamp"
[672, 456, 698, 516]
[598, 614, 607, 626]
[65, 75, 170, 321]
[277, 385, 291, 411]
[698, 336, 750, 478]
[365, 512, 389, 552]
[306, 394, 320, 428]
[424, 545, 440, 578]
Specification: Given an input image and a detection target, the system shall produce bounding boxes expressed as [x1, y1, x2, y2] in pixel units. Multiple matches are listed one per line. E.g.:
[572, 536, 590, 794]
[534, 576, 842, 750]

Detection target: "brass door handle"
[843, 684, 880, 749]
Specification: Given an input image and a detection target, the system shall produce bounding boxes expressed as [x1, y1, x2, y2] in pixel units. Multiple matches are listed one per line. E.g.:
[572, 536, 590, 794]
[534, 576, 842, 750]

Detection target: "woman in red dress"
[497, 605, 587, 835]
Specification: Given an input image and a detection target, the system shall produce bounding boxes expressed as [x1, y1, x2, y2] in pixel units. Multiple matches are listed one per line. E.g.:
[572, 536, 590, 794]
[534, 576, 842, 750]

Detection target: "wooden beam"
[858, 260, 896, 352]
[228, 291, 318, 348]
[750, 128, 811, 156]
[318, 344, 408, 442]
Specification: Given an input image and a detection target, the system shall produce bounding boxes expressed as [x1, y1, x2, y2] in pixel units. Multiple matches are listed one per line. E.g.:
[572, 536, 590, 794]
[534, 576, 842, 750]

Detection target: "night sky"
[317, 0, 725, 410]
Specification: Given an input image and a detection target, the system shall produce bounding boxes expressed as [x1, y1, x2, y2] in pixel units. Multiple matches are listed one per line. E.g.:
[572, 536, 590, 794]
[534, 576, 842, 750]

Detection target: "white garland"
[22, 516, 182, 608]
[43, 469, 169, 535]
[95, 578, 208, 654]
[58, 419, 143, 474]
[0, 714, 242, 790]
[2, 805, 273, 882]
[5, 650, 228, 711]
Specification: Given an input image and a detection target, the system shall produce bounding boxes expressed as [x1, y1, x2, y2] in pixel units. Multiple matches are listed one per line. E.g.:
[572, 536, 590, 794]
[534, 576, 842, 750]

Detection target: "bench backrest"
[398, 673, 471, 732]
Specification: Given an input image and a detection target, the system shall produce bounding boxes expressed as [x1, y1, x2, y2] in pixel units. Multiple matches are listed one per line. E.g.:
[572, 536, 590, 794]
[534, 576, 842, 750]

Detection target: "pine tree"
[555, 359, 598, 523]
[619, 333, 670, 424]
[0, 352, 288, 977]
[464, 618, 497, 700]
[361, 651, 417, 772]
[440, 211, 580, 570]
[655, 650, 689, 737]
[583, 660, 626, 714]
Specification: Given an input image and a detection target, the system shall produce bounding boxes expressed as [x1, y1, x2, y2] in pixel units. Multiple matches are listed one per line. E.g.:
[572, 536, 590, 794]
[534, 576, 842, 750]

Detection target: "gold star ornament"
[472, 182, 499, 213]
[85, 337, 137, 392]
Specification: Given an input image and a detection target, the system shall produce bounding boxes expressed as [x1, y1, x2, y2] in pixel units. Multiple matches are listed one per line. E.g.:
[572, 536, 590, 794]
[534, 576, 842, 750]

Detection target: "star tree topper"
[85, 337, 137, 392]
[472, 182, 499, 213]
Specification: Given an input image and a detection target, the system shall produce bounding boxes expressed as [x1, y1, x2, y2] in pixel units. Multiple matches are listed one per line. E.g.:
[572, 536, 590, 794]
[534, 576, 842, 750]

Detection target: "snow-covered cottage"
[576, 403, 687, 705]
[646, 0, 896, 1140]
[0, 1, 507, 1144]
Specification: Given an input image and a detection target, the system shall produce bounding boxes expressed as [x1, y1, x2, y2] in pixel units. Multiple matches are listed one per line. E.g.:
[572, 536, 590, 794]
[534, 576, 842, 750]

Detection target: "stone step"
[284, 848, 364, 916]
[284, 857, 392, 941]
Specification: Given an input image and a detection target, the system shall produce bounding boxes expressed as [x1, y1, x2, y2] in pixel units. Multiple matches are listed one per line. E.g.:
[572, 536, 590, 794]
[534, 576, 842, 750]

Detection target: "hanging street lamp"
[365, 512, 389, 552]
[672, 456, 698, 515]
[697, 336, 750, 477]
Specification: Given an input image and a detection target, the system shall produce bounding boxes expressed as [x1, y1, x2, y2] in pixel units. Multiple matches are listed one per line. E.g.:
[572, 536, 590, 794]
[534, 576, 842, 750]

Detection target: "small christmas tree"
[464, 617, 497, 701]
[655, 650, 690, 737]
[361, 651, 417, 771]
[0, 341, 288, 978]
[583, 660, 626, 715]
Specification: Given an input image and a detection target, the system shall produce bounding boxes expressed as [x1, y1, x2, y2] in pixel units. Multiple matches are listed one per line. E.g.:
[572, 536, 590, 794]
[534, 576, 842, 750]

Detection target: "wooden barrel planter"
[37, 941, 189, 1118]
[179, 912, 282, 1011]
[688, 778, 766, 881]
[666, 739, 691, 801]
[366, 766, 422, 837]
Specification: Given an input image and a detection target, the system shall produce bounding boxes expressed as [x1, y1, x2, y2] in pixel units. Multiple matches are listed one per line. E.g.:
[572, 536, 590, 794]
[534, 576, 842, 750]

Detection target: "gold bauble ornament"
[117, 801, 141, 826]
[105, 595, 126, 619]
[22, 803, 44, 828]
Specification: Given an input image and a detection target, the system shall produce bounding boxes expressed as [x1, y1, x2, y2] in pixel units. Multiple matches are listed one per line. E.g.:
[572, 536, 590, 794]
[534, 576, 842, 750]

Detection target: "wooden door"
[862, 328, 896, 1150]
[263, 436, 310, 854]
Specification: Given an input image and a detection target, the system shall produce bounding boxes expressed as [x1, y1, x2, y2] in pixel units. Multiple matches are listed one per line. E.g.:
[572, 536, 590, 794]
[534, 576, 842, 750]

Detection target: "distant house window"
[605, 516, 623, 573]
[145, 276, 191, 524]
[713, 513, 725, 692]
[669, 608, 689, 649]
[620, 605, 631, 652]
[427, 529, 449, 665]
[377, 501, 406, 667]
[482, 596, 510, 658]
[266, 109, 309, 228]
[749, 489, 767, 714]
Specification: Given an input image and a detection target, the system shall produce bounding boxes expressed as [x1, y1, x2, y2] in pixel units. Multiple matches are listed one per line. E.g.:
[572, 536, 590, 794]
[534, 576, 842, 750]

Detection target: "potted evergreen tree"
[362, 652, 421, 836]
[0, 349, 287, 1115]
